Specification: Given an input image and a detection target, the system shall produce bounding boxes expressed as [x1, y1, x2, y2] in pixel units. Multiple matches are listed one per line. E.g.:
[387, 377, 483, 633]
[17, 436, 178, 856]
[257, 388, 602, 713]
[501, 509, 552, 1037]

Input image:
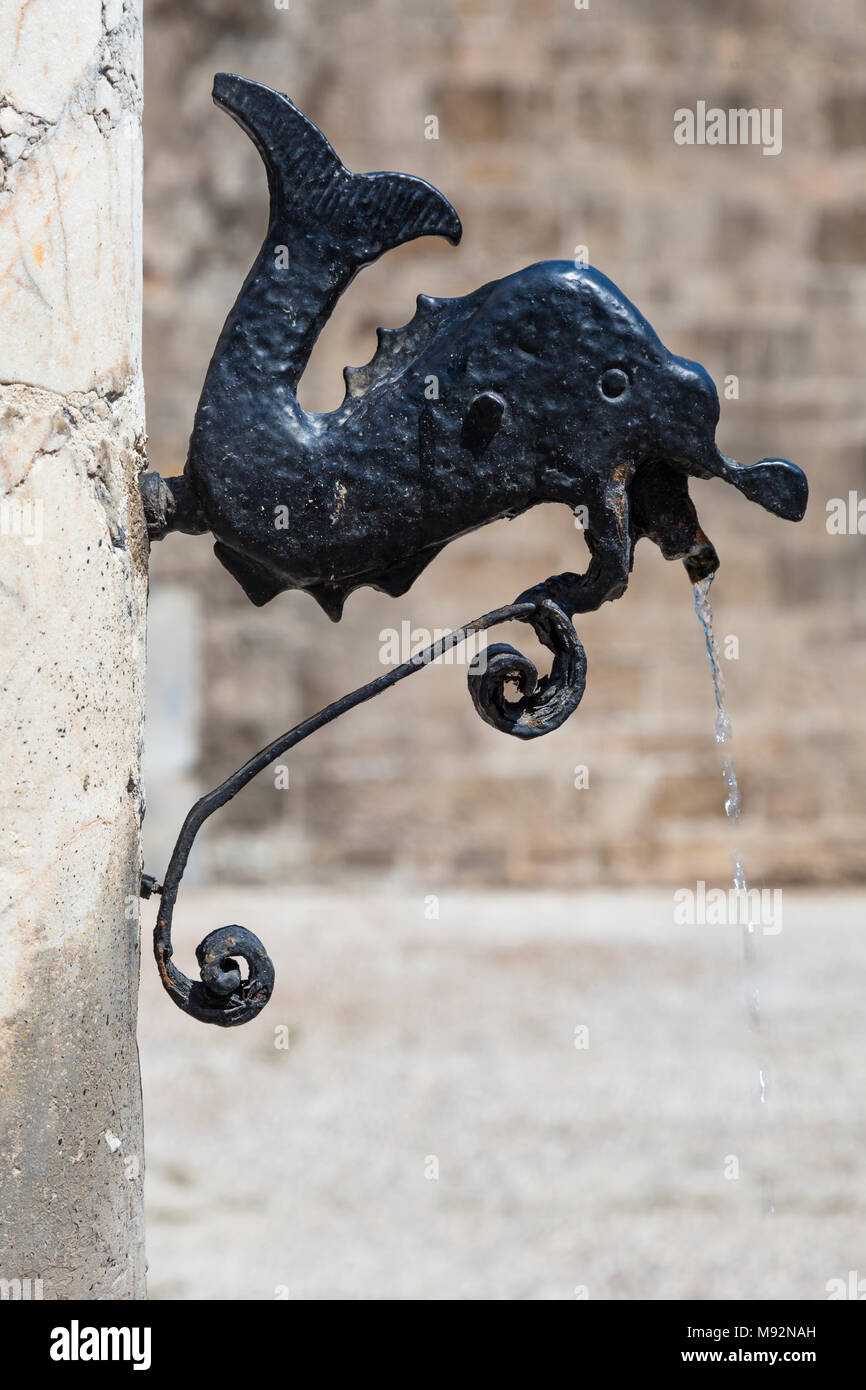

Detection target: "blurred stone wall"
[141, 0, 866, 890]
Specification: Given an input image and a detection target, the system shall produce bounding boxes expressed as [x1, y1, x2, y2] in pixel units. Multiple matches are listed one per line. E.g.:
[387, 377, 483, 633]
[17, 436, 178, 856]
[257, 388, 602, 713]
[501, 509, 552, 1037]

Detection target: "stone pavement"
[140, 887, 866, 1300]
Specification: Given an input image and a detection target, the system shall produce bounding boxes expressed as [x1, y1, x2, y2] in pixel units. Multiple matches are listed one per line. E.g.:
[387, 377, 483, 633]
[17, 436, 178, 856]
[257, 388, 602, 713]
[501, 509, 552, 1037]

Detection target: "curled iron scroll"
[145, 596, 586, 1026]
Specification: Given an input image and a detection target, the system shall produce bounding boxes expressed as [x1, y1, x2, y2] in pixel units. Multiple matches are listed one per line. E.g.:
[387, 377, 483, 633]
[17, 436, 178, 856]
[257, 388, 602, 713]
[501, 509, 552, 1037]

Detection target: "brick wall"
[141, 0, 866, 889]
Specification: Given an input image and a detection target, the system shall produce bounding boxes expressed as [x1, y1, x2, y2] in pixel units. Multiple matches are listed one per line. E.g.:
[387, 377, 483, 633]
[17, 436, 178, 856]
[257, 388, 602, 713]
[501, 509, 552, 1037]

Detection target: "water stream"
[693, 574, 775, 1215]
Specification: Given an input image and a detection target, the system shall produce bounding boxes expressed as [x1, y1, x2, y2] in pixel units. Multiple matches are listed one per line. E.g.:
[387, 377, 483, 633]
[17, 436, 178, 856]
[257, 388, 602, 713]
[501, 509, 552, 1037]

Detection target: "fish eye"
[598, 367, 631, 401]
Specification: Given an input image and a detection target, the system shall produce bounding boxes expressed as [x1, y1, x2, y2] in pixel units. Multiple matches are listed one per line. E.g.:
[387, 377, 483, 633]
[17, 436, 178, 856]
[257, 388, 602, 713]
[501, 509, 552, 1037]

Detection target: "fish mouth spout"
[683, 535, 720, 584]
[705, 448, 809, 521]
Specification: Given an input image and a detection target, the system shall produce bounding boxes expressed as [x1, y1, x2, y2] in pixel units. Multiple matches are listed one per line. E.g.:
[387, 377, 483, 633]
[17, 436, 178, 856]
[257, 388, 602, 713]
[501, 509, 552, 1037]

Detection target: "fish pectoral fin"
[213, 542, 288, 607]
[461, 391, 506, 456]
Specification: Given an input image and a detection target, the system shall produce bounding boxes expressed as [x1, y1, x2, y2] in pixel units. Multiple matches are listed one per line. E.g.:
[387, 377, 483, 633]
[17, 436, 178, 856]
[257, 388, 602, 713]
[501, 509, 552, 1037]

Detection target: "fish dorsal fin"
[343, 293, 454, 400]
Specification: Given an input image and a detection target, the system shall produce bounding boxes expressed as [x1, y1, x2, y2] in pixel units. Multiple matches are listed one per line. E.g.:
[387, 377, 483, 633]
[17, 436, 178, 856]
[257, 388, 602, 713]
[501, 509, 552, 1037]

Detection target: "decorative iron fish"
[141, 75, 810, 1026]
[144, 73, 807, 625]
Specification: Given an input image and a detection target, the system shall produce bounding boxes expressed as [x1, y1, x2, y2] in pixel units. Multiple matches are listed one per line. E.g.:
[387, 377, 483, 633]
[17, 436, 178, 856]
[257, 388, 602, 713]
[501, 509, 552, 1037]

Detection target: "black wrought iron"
[141, 74, 808, 1025]
[149, 597, 584, 1025]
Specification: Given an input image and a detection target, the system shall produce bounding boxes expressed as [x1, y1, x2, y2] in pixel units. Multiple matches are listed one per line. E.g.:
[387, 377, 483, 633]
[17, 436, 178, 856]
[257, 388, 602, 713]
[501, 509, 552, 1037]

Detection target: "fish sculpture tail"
[208, 73, 462, 390]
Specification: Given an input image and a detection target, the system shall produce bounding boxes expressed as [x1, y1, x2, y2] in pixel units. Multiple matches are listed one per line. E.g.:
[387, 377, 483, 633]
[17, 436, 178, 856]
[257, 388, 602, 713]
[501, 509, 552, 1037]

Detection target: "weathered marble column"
[0, 0, 147, 1298]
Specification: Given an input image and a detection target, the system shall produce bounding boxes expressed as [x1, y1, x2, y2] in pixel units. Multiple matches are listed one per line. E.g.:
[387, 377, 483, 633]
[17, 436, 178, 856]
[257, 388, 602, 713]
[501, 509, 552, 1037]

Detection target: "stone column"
[0, 0, 147, 1299]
